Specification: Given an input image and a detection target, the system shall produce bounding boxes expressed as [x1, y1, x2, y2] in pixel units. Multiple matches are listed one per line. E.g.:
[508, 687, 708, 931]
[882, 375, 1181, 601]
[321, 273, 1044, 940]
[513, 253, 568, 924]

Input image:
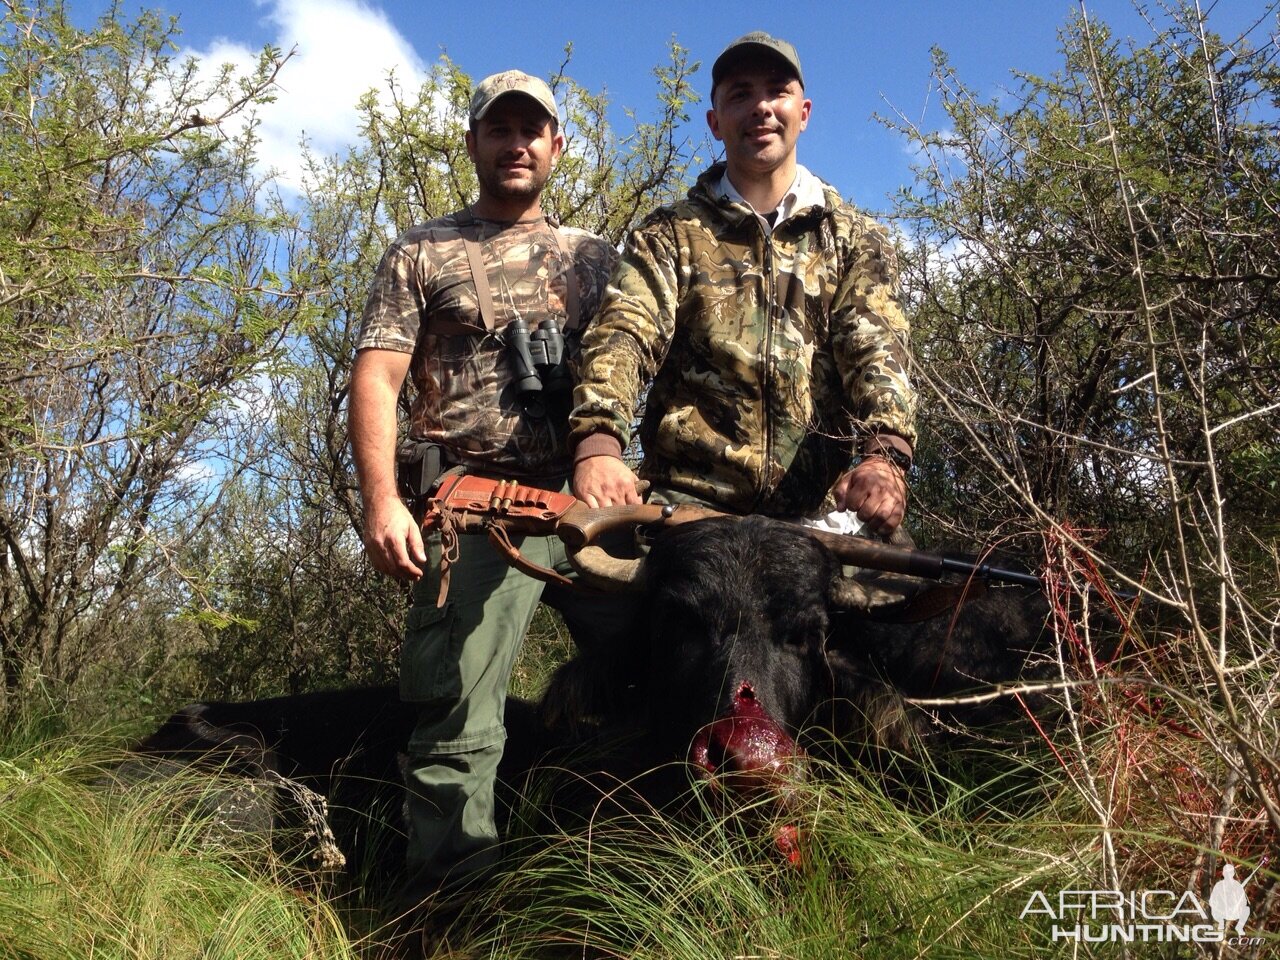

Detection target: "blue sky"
[77, 0, 1277, 214]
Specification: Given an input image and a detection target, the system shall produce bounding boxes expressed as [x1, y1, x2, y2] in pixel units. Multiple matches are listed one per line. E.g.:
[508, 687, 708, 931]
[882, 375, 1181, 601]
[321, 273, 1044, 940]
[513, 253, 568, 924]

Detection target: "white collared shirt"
[717, 164, 826, 234]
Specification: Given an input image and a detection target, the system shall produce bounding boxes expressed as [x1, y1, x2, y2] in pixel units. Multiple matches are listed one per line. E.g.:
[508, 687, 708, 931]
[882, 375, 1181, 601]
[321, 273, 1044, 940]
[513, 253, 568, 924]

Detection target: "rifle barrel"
[556, 500, 1135, 600]
[938, 556, 1044, 589]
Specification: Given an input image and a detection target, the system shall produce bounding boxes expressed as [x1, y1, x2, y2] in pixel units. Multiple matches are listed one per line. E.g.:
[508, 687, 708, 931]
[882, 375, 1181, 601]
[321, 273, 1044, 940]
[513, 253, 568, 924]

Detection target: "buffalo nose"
[689, 682, 806, 796]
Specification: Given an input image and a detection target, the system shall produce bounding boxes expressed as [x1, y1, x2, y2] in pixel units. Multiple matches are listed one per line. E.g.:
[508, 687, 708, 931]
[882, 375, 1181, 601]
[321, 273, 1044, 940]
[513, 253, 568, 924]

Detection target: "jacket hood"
[687, 162, 841, 228]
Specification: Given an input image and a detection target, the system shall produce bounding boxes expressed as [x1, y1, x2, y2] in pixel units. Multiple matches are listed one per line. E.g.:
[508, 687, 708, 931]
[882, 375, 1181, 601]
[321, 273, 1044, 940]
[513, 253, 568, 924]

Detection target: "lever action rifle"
[418, 474, 1130, 604]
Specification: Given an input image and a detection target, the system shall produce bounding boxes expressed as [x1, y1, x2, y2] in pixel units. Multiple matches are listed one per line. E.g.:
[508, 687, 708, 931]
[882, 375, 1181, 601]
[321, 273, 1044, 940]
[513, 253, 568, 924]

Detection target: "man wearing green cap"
[349, 69, 626, 905]
[570, 33, 917, 533]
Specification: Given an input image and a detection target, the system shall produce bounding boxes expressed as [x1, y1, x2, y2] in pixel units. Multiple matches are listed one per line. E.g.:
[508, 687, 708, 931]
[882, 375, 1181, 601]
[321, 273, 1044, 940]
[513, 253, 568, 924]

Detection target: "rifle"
[418, 474, 1120, 605]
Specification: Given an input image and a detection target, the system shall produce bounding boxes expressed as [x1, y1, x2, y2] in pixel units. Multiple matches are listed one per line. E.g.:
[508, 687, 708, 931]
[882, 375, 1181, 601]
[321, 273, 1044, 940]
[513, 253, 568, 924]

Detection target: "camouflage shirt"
[357, 211, 616, 477]
[569, 164, 916, 516]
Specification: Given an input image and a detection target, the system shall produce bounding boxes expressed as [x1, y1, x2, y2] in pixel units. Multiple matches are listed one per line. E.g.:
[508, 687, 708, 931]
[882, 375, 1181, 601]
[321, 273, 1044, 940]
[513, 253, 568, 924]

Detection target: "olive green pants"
[400, 491, 635, 899]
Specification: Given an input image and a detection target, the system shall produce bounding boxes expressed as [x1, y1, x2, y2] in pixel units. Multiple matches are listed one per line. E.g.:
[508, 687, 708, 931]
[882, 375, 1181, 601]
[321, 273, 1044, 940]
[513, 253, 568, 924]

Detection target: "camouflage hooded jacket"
[568, 164, 917, 516]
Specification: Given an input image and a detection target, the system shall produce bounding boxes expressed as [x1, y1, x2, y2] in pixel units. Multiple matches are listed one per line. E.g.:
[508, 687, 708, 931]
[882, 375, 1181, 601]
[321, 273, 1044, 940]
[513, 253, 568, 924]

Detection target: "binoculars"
[506, 318, 571, 417]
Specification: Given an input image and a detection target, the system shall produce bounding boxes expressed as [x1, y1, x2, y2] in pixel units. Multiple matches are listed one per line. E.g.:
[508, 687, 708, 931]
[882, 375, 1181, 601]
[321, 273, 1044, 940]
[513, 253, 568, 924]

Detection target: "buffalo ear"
[821, 524, 915, 611]
[828, 569, 929, 614]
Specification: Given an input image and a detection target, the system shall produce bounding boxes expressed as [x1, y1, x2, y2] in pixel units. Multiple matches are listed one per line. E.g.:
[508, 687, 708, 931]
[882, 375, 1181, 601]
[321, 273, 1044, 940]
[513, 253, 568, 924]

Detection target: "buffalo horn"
[566, 544, 646, 591]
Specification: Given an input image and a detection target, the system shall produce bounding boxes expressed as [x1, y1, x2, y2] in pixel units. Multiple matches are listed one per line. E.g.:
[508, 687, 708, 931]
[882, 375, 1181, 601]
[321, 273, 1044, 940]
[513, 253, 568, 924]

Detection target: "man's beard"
[476, 163, 549, 203]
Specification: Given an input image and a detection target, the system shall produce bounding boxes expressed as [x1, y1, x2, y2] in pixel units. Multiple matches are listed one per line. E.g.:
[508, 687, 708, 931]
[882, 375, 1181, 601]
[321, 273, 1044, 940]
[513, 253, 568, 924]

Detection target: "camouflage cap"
[469, 70, 560, 125]
[711, 31, 804, 95]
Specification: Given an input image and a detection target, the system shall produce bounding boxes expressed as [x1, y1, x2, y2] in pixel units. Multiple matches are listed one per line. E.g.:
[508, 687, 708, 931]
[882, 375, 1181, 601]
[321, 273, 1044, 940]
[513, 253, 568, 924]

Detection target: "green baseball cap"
[469, 70, 560, 125]
[711, 32, 804, 95]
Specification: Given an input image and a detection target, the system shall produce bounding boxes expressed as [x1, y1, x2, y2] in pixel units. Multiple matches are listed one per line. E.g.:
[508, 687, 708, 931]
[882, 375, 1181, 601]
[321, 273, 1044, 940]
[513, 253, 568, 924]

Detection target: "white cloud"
[186, 0, 428, 190]
[901, 125, 970, 179]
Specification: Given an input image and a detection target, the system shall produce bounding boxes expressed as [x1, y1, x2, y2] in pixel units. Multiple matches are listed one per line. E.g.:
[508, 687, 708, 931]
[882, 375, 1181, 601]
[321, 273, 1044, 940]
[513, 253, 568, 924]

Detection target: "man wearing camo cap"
[349, 69, 626, 905]
[571, 32, 917, 533]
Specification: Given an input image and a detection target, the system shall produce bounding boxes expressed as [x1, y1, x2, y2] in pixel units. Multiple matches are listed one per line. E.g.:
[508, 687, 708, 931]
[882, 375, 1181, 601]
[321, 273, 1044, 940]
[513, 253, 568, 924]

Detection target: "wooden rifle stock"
[554, 501, 723, 549]
[423, 475, 1074, 594]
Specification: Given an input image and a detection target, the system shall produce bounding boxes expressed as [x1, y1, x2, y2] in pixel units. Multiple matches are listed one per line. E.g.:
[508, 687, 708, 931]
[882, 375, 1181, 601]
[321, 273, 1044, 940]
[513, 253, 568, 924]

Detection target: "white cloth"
[800, 509, 865, 538]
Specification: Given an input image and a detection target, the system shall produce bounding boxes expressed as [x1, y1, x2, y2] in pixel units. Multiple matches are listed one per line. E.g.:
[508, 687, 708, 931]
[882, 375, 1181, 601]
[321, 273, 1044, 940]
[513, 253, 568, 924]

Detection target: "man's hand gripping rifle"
[419, 474, 1063, 607]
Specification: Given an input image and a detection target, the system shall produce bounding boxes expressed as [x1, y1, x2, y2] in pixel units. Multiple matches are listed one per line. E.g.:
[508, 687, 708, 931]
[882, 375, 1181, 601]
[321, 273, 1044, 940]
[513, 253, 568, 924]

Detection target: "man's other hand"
[573, 455, 643, 507]
[833, 457, 907, 536]
[363, 496, 427, 581]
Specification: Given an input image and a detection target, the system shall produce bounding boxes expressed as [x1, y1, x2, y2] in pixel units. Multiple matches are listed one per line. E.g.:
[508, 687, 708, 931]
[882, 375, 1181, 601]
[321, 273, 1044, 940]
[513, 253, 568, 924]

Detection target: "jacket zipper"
[759, 223, 776, 508]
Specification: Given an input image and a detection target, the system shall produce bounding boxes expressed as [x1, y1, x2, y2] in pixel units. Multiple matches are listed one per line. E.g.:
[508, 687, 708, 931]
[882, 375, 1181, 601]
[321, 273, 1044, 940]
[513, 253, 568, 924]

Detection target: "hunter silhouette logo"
[1209, 863, 1252, 936]
[1018, 857, 1267, 945]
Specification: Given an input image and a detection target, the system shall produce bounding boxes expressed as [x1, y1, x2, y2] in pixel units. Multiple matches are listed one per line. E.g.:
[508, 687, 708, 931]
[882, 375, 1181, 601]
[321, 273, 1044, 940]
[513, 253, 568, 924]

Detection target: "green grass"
[452, 753, 1095, 959]
[4, 717, 1277, 959]
[0, 721, 1097, 960]
[0, 740, 356, 960]
[2, 620, 1274, 959]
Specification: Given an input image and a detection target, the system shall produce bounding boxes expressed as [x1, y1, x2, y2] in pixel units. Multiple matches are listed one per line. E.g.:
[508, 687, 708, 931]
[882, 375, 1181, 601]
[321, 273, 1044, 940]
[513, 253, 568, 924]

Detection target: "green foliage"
[893, 6, 1280, 568]
[172, 475, 405, 700]
[340, 41, 702, 245]
[545, 39, 703, 243]
[0, 1, 304, 714]
[889, 2, 1280, 921]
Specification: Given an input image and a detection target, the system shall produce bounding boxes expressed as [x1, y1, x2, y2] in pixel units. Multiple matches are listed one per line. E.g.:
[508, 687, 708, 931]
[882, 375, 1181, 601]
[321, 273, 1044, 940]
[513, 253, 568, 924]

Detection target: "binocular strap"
[462, 233, 499, 332]
[459, 222, 580, 333]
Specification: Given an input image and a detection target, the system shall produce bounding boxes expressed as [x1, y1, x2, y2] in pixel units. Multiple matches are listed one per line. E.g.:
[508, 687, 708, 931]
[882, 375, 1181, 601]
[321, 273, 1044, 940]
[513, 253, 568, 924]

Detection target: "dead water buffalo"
[133, 684, 415, 784]
[547, 514, 1054, 798]
[124, 515, 1053, 877]
[120, 685, 417, 874]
